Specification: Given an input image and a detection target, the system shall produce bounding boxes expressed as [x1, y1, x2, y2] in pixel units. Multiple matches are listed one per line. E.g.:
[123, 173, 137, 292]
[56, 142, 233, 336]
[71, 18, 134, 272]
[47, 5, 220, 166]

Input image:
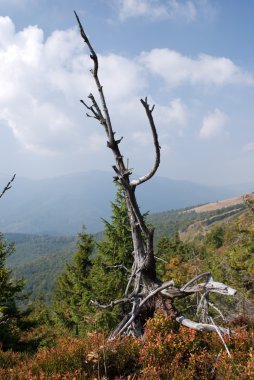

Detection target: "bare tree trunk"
[75, 12, 236, 338]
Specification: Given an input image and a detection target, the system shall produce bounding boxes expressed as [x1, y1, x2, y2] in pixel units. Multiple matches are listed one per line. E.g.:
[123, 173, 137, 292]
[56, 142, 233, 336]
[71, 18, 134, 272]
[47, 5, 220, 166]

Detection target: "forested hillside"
[0, 172, 252, 234]
[149, 195, 246, 243]
[4, 234, 76, 303]
[4, 195, 249, 304]
[1, 192, 254, 378]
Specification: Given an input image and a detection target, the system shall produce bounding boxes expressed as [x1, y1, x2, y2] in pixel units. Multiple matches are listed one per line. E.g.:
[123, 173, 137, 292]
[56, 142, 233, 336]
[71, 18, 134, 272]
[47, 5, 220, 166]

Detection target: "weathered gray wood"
[75, 11, 237, 339]
[176, 315, 230, 334]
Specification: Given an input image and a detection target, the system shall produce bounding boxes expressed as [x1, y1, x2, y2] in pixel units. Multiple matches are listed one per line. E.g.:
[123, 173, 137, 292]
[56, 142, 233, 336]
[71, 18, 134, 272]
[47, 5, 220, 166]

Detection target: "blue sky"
[0, 0, 253, 186]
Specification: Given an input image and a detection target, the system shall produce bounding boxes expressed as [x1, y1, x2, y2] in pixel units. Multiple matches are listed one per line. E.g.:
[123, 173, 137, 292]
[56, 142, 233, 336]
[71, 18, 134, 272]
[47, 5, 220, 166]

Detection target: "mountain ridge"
[5, 193, 250, 303]
[0, 171, 253, 235]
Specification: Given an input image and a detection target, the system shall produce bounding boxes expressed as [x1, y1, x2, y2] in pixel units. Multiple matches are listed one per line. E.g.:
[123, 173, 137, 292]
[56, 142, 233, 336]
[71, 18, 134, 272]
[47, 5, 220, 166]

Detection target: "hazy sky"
[0, 0, 254, 185]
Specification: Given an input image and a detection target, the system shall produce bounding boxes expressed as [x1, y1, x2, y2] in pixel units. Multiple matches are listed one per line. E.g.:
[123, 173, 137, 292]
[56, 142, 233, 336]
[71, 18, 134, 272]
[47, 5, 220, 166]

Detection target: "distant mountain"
[0, 171, 253, 235]
[5, 195, 249, 304]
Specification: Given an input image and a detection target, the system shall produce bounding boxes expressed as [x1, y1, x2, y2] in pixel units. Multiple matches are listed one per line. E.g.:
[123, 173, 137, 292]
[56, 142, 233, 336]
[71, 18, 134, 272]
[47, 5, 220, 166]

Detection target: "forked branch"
[74, 11, 114, 145]
[131, 98, 161, 187]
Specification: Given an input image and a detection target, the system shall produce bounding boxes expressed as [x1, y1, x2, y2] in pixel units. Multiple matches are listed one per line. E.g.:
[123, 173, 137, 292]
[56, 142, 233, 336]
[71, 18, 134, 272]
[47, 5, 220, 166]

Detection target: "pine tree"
[52, 228, 94, 335]
[0, 233, 25, 348]
[88, 184, 133, 331]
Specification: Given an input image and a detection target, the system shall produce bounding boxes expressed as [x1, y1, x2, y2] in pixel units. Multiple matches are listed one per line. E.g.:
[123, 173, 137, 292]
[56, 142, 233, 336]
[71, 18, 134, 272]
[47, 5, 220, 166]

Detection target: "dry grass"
[188, 194, 248, 213]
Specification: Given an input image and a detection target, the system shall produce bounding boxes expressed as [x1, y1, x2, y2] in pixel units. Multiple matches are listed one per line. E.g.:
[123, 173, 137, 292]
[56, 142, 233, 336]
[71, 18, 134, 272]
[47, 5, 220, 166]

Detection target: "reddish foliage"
[0, 314, 254, 379]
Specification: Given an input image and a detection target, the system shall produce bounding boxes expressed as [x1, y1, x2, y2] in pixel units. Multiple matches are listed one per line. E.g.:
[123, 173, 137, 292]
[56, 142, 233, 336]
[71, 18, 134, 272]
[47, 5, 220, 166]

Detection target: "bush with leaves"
[140, 312, 254, 379]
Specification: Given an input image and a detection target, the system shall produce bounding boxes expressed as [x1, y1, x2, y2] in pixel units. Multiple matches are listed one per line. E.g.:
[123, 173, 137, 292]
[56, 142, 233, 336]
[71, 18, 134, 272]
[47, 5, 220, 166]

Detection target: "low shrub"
[1, 313, 254, 379]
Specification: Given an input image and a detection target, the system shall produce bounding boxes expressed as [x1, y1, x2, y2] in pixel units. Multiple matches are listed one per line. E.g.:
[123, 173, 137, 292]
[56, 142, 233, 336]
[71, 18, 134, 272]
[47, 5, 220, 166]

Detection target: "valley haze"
[0, 171, 253, 235]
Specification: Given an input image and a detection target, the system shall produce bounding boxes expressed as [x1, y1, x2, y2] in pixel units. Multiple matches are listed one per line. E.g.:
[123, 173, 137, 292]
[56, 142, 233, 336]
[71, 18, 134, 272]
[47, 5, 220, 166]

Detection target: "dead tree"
[75, 12, 236, 338]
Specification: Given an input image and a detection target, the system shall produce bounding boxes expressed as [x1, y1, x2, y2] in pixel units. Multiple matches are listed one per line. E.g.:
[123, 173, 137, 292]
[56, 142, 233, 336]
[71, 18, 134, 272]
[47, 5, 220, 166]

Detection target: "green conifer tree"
[0, 233, 24, 348]
[88, 184, 133, 331]
[52, 228, 94, 335]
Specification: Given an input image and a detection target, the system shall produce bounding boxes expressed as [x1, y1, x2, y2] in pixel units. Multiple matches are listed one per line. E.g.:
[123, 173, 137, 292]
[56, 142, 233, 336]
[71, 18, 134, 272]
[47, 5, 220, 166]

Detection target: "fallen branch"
[176, 315, 230, 334]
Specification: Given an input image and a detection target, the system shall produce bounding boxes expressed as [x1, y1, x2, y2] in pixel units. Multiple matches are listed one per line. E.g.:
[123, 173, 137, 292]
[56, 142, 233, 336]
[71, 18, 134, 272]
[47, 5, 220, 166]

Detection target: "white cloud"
[99, 54, 146, 101]
[0, 16, 252, 165]
[163, 0, 197, 22]
[118, 0, 171, 21]
[116, 0, 215, 22]
[242, 142, 254, 153]
[199, 109, 228, 139]
[0, 17, 145, 155]
[140, 49, 254, 87]
[117, 97, 187, 151]
[155, 98, 187, 135]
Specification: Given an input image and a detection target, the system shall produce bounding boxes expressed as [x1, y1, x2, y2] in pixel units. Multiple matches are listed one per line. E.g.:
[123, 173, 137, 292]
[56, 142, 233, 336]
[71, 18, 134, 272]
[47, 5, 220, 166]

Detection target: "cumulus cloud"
[0, 17, 145, 155]
[155, 98, 187, 134]
[0, 16, 252, 161]
[116, 0, 210, 22]
[199, 109, 228, 139]
[140, 49, 254, 87]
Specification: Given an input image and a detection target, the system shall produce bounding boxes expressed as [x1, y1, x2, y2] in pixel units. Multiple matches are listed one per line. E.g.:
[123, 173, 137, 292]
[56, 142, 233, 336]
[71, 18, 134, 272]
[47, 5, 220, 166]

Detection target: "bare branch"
[125, 261, 137, 296]
[0, 174, 16, 199]
[106, 264, 131, 273]
[91, 297, 132, 309]
[74, 11, 98, 76]
[87, 94, 106, 126]
[80, 99, 100, 120]
[138, 280, 174, 307]
[130, 98, 160, 187]
[207, 302, 226, 321]
[209, 316, 231, 357]
[180, 272, 211, 292]
[183, 280, 236, 296]
[176, 314, 230, 334]
[74, 11, 114, 144]
[154, 255, 168, 264]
